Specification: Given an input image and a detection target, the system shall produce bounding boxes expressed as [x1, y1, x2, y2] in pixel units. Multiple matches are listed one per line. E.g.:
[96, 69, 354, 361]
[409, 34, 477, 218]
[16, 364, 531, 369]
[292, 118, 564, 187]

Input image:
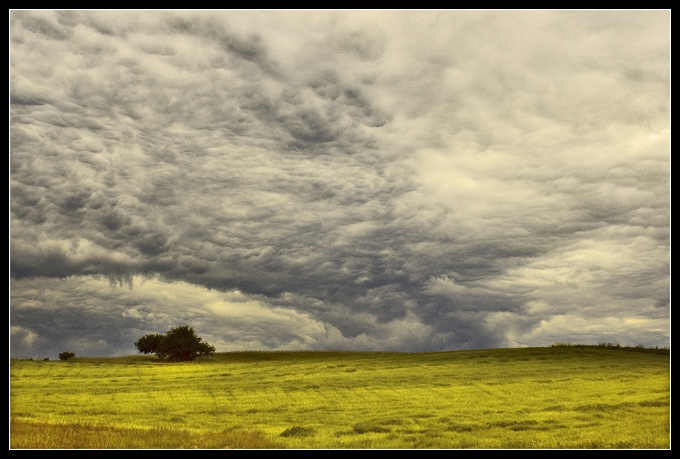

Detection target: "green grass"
[10, 347, 670, 449]
[9, 418, 284, 449]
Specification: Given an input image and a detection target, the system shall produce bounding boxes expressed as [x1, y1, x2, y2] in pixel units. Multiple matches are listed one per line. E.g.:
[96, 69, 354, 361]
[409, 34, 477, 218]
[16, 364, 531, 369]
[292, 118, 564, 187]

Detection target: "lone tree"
[135, 325, 215, 362]
[58, 351, 75, 361]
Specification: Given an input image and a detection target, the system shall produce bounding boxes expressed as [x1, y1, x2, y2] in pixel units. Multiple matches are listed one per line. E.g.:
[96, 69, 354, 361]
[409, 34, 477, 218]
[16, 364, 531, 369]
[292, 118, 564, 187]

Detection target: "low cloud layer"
[10, 10, 670, 358]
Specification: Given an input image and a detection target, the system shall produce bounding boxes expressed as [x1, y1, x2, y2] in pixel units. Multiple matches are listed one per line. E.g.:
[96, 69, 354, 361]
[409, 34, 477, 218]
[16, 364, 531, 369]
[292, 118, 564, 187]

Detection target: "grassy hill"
[10, 346, 670, 449]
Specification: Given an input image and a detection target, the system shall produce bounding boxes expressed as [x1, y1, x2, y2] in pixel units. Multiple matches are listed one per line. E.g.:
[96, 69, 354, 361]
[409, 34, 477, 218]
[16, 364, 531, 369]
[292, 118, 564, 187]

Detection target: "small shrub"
[58, 352, 75, 361]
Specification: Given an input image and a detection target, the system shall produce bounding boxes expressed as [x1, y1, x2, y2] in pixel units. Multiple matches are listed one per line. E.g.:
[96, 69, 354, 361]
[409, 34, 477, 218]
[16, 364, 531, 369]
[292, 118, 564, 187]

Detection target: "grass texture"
[10, 346, 670, 449]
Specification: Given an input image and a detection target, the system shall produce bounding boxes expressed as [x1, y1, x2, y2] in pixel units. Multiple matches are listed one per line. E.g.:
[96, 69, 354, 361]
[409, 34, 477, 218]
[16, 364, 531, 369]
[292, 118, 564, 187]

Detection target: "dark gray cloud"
[10, 10, 670, 358]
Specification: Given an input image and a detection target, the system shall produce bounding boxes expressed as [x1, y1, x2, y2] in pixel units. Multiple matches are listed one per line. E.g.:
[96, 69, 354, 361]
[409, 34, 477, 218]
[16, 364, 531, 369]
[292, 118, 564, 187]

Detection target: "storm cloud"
[10, 10, 670, 358]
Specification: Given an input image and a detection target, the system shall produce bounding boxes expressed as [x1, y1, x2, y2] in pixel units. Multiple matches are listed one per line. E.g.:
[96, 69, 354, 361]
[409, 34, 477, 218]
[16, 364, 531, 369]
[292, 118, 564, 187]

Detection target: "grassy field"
[10, 346, 670, 449]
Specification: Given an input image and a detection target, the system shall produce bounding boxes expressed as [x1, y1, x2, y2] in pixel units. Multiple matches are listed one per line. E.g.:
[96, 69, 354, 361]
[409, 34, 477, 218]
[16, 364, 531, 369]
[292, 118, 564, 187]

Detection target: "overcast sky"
[10, 10, 670, 358]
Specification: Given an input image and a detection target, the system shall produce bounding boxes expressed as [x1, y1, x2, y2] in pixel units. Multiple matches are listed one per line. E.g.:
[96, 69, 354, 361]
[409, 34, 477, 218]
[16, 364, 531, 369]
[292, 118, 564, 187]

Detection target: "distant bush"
[551, 342, 576, 347]
[550, 343, 669, 355]
[58, 352, 75, 361]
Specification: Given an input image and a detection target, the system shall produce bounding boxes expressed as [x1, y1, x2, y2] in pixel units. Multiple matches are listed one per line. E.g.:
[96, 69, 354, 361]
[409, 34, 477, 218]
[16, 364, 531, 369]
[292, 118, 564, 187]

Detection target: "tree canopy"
[134, 326, 215, 362]
[58, 351, 75, 361]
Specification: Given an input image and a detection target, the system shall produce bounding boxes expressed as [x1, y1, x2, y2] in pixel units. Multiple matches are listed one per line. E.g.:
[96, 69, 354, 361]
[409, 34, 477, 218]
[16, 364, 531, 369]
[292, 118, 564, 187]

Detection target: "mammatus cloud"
[10, 10, 670, 358]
